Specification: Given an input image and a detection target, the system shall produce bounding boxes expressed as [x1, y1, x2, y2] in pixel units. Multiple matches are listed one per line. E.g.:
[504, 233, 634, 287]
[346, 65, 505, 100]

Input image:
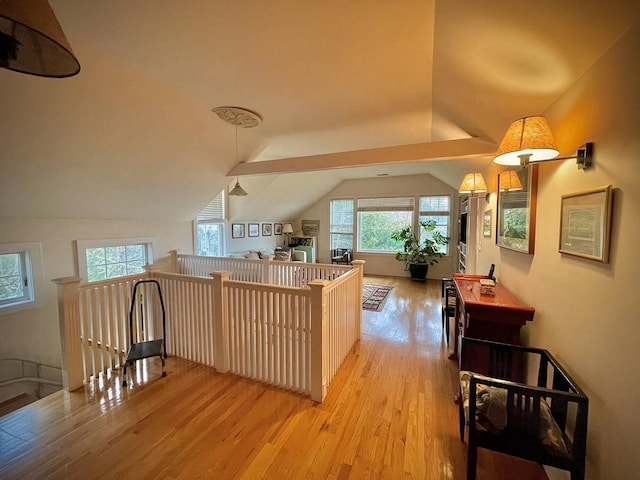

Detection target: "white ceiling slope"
[1, 1, 638, 221]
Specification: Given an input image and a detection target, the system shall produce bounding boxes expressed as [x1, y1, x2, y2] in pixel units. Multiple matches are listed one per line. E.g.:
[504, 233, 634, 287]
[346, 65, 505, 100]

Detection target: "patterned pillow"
[274, 250, 290, 261]
[244, 251, 260, 260]
[459, 371, 569, 457]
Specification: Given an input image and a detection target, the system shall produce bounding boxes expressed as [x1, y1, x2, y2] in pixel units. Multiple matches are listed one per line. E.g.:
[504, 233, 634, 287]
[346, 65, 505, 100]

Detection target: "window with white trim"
[195, 190, 226, 256]
[77, 237, 156, 283]
[357, 197, 414, 253]
[0, 242, 44, 314]
[329, 199, 354, 250]
[419, 195, 451, 254]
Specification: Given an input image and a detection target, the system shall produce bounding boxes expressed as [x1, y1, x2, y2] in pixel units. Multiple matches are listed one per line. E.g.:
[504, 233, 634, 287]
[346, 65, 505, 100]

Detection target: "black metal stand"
[122, 279, 167, 387]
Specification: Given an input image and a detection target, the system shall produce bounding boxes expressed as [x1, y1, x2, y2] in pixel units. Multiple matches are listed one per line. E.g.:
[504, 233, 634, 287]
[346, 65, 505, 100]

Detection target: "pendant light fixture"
[0, 0, 80, 77]
[212, 106, 262, 197]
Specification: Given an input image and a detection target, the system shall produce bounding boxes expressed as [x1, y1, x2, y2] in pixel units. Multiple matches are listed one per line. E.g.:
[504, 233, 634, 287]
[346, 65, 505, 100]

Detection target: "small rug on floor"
[362, 283, 393, 312]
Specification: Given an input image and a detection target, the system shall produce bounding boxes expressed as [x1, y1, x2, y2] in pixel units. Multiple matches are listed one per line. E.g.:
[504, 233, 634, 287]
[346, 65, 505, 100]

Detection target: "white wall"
[298, 174, 458, 279]
[475, 22, 640, 480]
[0, 218, 192, 368]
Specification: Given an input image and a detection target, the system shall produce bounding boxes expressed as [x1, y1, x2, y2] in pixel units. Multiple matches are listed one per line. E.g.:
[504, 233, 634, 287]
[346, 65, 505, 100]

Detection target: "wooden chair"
[459, 337, 589, 480]
[331, 248, 352, 264]
[441, 278, 456, 344]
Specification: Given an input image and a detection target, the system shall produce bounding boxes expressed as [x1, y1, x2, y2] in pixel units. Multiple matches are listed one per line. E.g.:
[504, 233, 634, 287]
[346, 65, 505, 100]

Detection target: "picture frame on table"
[262, 223, 272, 236]
[248, 223, 259, 237]
[559, 185, 613, 263]
[274, 223, 283, 235]
[231, 223, 245, 239]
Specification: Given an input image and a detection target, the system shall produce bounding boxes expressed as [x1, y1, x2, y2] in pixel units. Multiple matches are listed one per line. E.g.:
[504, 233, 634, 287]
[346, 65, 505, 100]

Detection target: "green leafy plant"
[390, 220, 450, 269]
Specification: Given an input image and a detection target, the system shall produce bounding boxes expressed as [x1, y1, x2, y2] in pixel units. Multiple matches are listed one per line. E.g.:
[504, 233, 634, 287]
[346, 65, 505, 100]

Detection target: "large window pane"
[419, 195, 450, 254]
[0, 253, 25, 303]
[358, 211, 412, 252]
[85, 243, 149, 282]
[330, 199, 354, 250]
[197, 223, 224, 256]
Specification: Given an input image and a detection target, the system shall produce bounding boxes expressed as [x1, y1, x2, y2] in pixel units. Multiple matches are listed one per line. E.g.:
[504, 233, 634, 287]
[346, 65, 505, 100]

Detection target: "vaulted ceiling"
[1, 1, 638, 221]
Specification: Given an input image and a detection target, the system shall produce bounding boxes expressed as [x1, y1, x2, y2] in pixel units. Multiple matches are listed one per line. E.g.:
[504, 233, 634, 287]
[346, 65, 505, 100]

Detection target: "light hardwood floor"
[0, 276, 547, 480]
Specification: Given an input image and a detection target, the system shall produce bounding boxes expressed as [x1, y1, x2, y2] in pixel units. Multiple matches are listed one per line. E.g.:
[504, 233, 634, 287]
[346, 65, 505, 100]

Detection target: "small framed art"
[559, 185, 613, 262]
[262, 223, 272, 236]
[483, 210, 492, 238]
[274, 223, 283, 235]
[248, 223, 259, 237]
[231, 223, 245, 239]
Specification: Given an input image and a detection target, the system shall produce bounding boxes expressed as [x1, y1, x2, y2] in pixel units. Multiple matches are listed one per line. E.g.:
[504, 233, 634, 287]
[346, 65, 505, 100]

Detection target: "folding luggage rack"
[122, 279, 167, 387]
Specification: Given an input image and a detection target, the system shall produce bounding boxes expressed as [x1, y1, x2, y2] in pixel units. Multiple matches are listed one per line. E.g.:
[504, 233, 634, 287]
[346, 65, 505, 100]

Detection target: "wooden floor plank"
[0, 276, 548, 480]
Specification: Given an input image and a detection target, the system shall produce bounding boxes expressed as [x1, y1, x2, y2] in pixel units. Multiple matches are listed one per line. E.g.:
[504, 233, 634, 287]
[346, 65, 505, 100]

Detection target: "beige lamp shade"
[282, 223, 294, 234]
[498, 170, 523, 191]
[493, 116, 559, 166]
[228, 177, 248, 196]
[458, 173, 488, 194]
[0, 0, 80, 77]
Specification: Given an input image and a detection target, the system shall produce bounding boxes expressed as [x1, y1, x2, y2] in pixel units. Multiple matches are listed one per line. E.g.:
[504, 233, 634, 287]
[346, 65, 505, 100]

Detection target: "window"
[195, 190, 226, 256]
[357, 197, 414, 253]
[0, 242, 44, 314]
[77, 237, 156, 283]
[330, 199, 354, 249]
[419, 195, 451, 254]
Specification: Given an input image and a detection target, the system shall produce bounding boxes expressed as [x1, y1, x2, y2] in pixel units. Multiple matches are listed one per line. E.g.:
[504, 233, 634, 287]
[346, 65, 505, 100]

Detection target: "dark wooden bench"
[459, 337, 589, 480]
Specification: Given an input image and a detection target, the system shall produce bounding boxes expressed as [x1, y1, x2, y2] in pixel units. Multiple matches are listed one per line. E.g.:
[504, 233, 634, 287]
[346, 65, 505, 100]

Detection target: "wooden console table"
[450, 274, 535, 380]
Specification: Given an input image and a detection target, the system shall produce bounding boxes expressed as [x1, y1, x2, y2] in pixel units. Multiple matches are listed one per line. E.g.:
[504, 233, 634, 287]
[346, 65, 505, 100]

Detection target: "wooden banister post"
[309, 279, 329, 402]
[211, 271, 231, 373]
[168, 249, 179, 273]
[351, 260, 366, 339]
[52, 276, 84, 391]
[262, 255, 272, 284]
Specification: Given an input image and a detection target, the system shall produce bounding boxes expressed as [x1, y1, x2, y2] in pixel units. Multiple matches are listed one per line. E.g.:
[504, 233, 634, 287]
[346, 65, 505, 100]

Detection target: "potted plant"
[390, 220, 449, 281]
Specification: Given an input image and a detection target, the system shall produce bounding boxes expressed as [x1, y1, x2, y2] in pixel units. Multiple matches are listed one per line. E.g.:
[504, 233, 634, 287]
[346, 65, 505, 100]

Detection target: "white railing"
[225, 280, 312, 394]
[173, 251, 351, 287]
[55, 258, 365, 402]
[155, 272, 217, 367]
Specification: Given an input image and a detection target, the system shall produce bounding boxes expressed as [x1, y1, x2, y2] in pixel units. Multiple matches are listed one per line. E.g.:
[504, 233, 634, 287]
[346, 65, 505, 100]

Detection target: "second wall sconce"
[493, 116, 593, 169]
[458, 172, 488, 195]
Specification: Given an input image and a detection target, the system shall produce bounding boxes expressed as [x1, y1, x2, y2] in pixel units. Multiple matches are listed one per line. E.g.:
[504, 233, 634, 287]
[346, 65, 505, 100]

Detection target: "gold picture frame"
[559, 185, 613, 262]
[496, 165, 538, 254]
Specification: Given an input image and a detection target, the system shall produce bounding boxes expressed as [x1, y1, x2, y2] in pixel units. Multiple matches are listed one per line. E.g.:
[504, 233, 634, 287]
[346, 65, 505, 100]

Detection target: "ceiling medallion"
[212, 106, 262, 128]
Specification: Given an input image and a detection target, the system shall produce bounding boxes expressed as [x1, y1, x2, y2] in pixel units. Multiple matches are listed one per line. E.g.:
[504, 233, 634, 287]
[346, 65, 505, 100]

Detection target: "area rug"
[362, 283, 393, 312]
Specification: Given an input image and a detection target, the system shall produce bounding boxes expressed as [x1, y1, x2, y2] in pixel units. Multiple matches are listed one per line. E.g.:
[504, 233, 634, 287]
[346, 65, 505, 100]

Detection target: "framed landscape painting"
[248, 223, 259, 237]
[559, 185, 613, 262]
[496, 165, 538, 254]
[231, 223, 245, 238]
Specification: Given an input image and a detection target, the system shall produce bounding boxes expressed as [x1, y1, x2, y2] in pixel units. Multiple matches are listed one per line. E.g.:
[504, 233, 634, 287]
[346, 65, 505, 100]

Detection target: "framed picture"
[231, 223, 245, 239]
[483, 210, 492, 238]
[274, 223, 283, 235]
[559, 185, 613, 262]
[248, 223, 259, 237]
[496, 165, 538, 254]
[262, 223, 272, 236]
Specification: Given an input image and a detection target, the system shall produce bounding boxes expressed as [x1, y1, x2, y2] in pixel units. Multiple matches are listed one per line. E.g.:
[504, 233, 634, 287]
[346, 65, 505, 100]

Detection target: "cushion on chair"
[274, 250, 291, 261]
[459, 371, 569, 458]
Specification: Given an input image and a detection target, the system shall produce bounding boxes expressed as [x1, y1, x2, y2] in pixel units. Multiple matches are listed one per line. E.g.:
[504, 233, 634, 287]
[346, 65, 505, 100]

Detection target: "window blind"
[357, 197, 414, 212]
[196, 190, 225, 222]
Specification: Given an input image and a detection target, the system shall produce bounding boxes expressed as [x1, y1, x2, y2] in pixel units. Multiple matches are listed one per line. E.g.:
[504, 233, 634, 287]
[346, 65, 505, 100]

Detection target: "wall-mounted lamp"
[493, 116, 593, 169]
[498, 170, 523, 191]
[458, 173, 487, 195]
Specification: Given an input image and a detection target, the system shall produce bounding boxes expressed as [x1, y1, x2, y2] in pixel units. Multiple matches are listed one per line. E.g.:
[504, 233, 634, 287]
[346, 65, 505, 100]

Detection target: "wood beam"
[228, 137, 496, 176]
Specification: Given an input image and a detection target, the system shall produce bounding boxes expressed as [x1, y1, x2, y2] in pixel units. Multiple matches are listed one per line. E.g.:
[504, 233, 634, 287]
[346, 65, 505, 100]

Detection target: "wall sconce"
[458, 173, 488, 195]
[498, 170, 523, 191]
[493, 116, 593, 169]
